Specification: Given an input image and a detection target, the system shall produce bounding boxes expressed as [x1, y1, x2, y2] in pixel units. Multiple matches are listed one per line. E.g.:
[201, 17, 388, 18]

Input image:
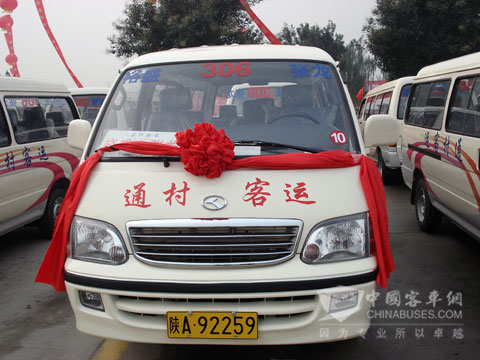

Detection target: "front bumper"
[65, 271, 377, 345]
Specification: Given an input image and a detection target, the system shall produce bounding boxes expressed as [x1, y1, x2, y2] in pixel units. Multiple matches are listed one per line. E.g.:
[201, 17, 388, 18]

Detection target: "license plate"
[167, 311, 258, 339]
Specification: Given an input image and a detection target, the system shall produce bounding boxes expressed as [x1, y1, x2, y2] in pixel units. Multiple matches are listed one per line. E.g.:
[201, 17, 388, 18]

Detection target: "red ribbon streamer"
[238, 0, 281, 45]
[35, 124, 394, 291]
[3, 27, 19, 76]
[34, 0, 83, 87]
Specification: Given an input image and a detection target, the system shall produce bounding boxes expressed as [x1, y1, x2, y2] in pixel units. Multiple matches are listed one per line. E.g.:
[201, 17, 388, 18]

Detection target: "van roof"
[124, 44, 336, 69]
[0, 76, 69, 93]
[416, 51, 480, 80]
[69, 87, 110, 96]
[365, 76, 415, 97]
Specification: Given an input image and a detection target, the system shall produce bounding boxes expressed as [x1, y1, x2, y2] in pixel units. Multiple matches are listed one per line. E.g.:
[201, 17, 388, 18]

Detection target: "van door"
[441, 75, 480, 229]
[404, 80, 451, 203]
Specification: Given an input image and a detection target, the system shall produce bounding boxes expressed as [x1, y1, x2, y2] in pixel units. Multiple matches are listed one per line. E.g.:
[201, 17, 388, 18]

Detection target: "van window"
[446, 76, 480, 136]
[372, 94, 383, 114]
[357, 98, 366, 118]
[73, 95, 106, 122]
[0, 110, 10, 147]
[365, 96, 374, 117]
[379, 92, 392, 114]
[397, 84, 412, 119]
[90, 61, 358, 156]
[405, 80, 451, 129]
[5, 97, 75, 143]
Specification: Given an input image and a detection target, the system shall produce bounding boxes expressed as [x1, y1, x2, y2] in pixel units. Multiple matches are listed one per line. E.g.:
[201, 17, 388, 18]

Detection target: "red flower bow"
[176, 123, 235, 178]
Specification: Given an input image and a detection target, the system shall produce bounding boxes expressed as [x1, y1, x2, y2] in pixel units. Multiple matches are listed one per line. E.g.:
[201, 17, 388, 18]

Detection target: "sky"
[0, 0, 377, 89]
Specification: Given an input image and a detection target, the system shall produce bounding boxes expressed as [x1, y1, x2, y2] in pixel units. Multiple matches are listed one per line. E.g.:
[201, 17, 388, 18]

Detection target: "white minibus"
[0, 77, 82, 237]
[400, 52, 480, 237]
[357, 76, 414, 183]
[37, 44, 396, 345]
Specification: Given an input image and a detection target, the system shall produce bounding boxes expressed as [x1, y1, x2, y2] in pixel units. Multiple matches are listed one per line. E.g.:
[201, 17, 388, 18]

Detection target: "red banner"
[238, 0, 281, 45]
[34, 0, 83, 87]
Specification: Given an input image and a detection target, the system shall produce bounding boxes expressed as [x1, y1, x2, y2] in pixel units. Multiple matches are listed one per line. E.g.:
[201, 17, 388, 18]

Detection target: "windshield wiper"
[233, 140, 320, 153]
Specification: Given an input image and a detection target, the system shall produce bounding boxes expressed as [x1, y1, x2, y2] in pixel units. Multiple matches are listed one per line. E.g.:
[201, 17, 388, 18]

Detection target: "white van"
[357, 76, 414, 183]
[0, 77, 82, 237]
[400, 52, 480, 237]
[70, 87, 109, 124]
[52, 45, 395, 345]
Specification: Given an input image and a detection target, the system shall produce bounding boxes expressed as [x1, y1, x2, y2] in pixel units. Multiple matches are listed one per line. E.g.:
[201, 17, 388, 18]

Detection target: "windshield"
[73, 94, 106, 124]
[89, 60, 359, 157]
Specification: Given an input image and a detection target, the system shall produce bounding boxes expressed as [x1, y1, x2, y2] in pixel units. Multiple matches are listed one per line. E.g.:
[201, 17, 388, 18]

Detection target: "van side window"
[365, 97, 374, 118]
[397, 85, 412, 119]
[446, 76, 480, 137]
[372, 94, 383, 114]
[0, 110, 11, 147]
[5, 97, 75, 143]
[380, 92, 392, 114]
[405, 80, 450, 129]
[357, 98, 366, 118]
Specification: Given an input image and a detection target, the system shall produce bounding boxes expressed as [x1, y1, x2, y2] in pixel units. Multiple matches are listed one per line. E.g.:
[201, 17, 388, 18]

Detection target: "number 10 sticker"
[330, 131, 348, 145]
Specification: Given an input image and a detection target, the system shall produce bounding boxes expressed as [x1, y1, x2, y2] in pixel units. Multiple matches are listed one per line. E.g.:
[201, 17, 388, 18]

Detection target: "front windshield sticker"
[330, 131, 348, 145]
[201, 62, 251, 78]
[123, 68, 162, 84]
[289, 64, 332, 79]
[227, 87, 281, 100]
[234, 146, 261, 156]
[101, 130, 177, 147]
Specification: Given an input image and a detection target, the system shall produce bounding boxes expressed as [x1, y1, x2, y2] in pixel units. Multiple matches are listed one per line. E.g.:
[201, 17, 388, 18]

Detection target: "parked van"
[0, 77, 82, 237]
[41, 45, 395, 344]
[70, 87, 109, 124]
[399, 52, 480, 237]
[357, 76, 414, 183]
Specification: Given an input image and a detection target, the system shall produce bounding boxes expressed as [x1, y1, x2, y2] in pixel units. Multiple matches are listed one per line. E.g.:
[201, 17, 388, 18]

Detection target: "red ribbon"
[36, 123, 394, 291]
[238, 0, 281, 45]
[34, 0, 83, 88]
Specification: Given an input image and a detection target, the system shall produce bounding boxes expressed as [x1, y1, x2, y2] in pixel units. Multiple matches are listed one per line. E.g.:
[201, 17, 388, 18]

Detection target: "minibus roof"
[416, 51, 480, 80]
[69, 87, 110, 96]
[365, 76, 415, 97]
[124, 44, 336, 70]
[0, 76, 69, 93]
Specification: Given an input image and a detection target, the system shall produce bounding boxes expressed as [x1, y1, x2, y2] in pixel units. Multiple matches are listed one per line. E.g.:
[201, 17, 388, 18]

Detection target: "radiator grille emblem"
[202, 195, 227, 210]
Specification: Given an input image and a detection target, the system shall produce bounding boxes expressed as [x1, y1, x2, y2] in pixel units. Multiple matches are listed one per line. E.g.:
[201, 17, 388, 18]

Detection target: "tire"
[377, 151, 395, 185]
[414, 178, 442, 232]
[39, 186, 66, 238]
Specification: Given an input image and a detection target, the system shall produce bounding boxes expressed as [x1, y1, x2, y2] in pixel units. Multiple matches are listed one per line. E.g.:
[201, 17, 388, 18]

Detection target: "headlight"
[301, 213, 369, 264]
[70, 216, 128, 264]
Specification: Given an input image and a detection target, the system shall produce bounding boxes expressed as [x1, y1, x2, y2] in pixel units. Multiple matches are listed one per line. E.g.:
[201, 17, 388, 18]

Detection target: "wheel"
[377, 152, 395, 185]
[39, 186, 66, 238]
[414, 178, 441, 232]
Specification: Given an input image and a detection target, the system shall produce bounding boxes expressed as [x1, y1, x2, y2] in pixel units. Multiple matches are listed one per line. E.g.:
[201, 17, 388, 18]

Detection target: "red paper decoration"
[0, 14, 13, 29]
[0, 0, 17, 13]
[5, 53, 16, 65]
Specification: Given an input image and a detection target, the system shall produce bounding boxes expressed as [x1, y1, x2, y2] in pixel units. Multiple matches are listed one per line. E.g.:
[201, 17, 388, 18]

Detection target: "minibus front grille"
[127, 219, 303, 266]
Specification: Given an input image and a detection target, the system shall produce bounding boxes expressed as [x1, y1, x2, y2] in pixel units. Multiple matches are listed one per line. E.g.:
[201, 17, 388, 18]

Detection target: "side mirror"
[67, 119, 92, 150]
[363, 114, 399, 148]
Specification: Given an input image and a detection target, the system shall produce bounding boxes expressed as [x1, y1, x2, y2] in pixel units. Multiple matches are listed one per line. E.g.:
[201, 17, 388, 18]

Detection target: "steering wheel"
[268, 113, 320, 124]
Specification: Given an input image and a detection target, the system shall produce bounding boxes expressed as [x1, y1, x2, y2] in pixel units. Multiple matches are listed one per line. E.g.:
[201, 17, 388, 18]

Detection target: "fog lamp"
[79, 290, 104, 311]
